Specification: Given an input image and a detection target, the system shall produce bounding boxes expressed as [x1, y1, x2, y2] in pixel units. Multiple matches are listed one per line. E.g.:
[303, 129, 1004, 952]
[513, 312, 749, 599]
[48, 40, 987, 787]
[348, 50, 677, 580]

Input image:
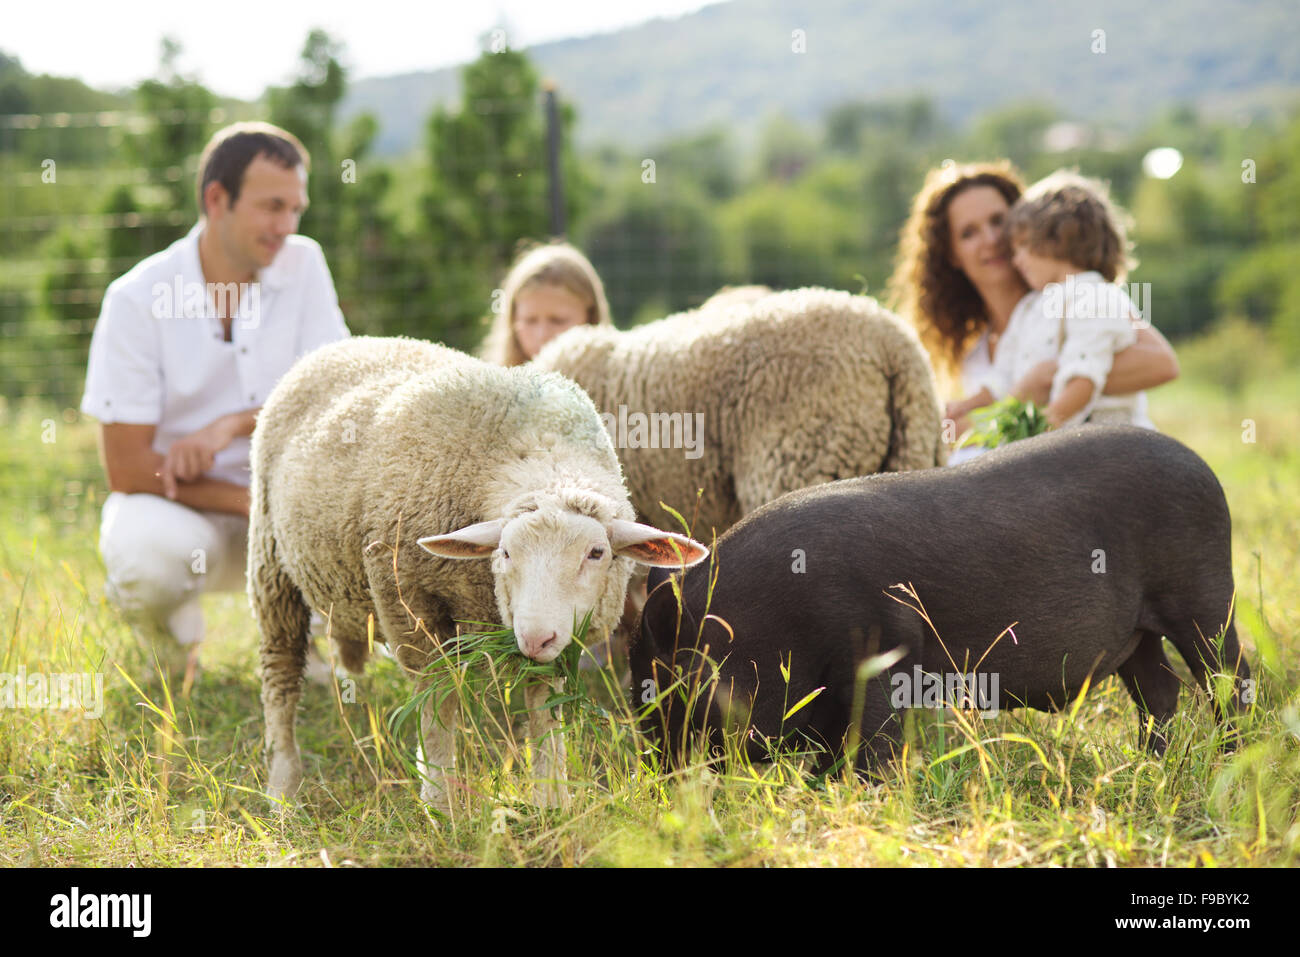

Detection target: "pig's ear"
[609, 519, 709, 568]
[418, 519, 505, 559]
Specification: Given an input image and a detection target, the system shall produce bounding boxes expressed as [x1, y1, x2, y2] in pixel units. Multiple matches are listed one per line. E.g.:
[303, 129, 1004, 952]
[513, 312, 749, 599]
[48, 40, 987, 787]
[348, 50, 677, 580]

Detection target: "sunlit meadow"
[1, 322, 1296, 867]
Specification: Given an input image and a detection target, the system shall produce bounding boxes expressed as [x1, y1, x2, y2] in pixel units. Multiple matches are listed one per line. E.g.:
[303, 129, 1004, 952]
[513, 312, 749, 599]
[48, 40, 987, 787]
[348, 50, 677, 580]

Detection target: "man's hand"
[159, 416, 238, 499]
[100, 421, 252, 517]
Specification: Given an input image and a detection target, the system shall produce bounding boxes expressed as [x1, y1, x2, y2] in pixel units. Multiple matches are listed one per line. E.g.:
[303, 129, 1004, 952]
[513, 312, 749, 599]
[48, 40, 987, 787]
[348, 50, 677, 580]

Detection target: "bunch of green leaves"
[956, 396, 1050, 450]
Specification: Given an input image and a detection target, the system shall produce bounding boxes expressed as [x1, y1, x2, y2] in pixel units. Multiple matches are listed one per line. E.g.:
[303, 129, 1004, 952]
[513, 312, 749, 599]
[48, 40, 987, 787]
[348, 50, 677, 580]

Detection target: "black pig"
[632, 427, 1252, 773]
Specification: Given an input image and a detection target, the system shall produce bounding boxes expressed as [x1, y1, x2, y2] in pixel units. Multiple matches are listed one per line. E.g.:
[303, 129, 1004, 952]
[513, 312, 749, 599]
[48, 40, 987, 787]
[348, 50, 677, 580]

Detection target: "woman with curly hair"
[886, 160, 1179, 460]
[480, 241, 613, 366]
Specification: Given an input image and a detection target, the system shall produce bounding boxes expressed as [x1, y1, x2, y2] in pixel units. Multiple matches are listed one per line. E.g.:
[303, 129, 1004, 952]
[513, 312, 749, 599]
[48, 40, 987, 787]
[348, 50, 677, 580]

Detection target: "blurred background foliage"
[0, 30, 1297, 406]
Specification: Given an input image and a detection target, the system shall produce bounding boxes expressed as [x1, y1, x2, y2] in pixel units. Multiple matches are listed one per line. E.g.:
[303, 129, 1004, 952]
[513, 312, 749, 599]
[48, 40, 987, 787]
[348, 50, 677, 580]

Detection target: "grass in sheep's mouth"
[387, 610, 610, 779]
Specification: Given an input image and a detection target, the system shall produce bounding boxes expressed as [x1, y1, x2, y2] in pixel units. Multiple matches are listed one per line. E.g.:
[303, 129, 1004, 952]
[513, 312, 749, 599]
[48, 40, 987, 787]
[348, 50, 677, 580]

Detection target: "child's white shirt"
[970, 271, 1152, 430]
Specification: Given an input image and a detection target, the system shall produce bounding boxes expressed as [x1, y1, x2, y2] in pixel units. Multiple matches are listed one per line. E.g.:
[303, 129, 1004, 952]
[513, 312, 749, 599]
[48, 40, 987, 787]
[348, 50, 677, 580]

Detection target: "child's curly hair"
[1006, 169, 1137, 283]
[479, 241, 612, 366]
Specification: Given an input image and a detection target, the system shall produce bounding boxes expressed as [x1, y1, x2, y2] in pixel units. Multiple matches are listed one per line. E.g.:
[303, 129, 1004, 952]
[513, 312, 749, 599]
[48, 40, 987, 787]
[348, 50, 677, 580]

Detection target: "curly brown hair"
[1006, 169, 1136, 283]
[885, 160, 1026, 386]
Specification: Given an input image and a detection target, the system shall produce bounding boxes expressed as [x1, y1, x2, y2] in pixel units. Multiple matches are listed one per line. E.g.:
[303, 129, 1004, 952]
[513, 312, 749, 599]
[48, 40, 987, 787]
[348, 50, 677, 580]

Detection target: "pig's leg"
[1116, 630, 1181, 755]
[851, 673, 904, 777]
[1162, 606, 1252, 746]
[845, 613, 924, 778]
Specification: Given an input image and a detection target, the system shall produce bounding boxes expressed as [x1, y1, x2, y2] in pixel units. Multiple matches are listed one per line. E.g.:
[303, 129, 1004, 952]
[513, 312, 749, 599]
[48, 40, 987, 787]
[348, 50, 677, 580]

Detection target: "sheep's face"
[419, 513, 709, 664]
[495, 510, 627, 662]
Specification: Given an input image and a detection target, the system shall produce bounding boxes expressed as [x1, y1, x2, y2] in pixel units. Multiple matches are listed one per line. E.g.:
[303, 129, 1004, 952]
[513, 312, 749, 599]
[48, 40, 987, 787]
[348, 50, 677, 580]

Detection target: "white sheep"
[248, 336, 707, 811]
[531, 286, 947, 541]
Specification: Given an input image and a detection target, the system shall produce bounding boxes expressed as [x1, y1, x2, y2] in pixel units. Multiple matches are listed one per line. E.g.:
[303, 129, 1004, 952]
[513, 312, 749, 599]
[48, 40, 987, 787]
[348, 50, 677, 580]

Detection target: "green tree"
[755, 114, 816, 182]
[824, 96, 938, 155]
[719, 181, 839, 292]
[581, 181, 725, 323]
[968, 102, 1058, 172]
[0, 52, 32, 117]
[420, 44, 583, 347]
[266, 30, 415, 338]
[35, 228, 105, 403]
[130, 37, 215, 225]
[1215, 111, 1300, 353]
[268, 29, 347, 251]
[652, 128, 739, 201]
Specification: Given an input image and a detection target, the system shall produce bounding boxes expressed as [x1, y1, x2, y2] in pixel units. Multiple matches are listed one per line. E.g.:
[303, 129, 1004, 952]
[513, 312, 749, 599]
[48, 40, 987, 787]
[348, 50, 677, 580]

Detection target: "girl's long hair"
[480, 241, 612, 366]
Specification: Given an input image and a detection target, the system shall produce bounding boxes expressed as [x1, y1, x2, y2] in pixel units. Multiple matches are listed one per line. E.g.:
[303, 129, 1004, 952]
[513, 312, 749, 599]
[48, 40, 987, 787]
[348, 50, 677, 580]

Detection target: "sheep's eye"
[500, 549, 510, 560]
[587, 547, 605, 561]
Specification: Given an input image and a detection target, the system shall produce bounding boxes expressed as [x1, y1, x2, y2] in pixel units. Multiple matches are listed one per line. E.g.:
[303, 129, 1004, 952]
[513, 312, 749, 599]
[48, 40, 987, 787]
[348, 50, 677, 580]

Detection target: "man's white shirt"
[81, 222, 350, 487]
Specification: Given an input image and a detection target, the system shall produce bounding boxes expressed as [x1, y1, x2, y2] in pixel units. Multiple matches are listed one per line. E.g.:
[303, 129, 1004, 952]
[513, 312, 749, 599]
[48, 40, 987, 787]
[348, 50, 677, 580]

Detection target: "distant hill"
[340, 0, 1300, 155]
[0, 51, 130, 115]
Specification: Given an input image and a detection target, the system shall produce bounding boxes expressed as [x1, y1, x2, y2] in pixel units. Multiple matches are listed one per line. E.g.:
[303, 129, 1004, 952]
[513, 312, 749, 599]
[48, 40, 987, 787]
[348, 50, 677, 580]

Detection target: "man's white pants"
[99, 491, 249, 648]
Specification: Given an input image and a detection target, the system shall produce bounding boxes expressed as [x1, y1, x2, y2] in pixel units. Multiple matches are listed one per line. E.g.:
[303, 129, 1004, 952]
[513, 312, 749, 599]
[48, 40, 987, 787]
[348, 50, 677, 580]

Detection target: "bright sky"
[6, 0, 720, 100]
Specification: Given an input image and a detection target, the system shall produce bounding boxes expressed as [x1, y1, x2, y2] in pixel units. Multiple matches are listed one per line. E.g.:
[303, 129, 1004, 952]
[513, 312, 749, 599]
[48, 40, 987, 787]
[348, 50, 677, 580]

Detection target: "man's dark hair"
[196, 122, 310, 217]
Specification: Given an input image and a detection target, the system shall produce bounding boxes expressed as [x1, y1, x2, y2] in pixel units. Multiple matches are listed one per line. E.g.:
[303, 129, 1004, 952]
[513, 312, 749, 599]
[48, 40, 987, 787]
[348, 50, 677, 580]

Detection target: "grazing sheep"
[633, 427, 1252, 773]
[249, 336, 707, 810]
[532, 287, 947, 541]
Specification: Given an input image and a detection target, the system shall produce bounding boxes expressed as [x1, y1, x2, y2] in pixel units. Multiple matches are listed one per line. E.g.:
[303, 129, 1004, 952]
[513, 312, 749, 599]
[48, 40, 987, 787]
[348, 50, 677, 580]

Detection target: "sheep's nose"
[519, 631, 558, 660]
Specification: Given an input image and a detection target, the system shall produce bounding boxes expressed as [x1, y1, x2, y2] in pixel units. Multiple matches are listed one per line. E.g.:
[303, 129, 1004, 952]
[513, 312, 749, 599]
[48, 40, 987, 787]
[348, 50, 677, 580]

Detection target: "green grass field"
[1, 338, 1297, 867]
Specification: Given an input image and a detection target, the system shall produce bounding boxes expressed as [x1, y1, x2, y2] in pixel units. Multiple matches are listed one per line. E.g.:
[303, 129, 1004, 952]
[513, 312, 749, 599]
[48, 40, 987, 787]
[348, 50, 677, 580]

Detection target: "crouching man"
[80, 122, 349, 678]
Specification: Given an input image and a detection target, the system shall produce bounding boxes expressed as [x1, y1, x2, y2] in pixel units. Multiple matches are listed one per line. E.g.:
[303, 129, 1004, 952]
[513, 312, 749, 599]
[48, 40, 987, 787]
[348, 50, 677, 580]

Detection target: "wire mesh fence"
[13, 83, 1275, 527]
[0, 99, 796, 526]
[1, 99, 855, 404]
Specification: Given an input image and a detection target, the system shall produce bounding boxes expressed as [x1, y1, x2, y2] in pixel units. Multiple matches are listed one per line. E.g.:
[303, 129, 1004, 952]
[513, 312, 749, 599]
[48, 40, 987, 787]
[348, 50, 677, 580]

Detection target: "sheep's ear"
[418, 519, 505, 559]
[609, 519, 709, 568]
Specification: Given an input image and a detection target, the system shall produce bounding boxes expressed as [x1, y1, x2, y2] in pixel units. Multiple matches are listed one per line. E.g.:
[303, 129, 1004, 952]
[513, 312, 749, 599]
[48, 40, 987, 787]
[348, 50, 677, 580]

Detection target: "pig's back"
[681, 427, 1229, 682]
